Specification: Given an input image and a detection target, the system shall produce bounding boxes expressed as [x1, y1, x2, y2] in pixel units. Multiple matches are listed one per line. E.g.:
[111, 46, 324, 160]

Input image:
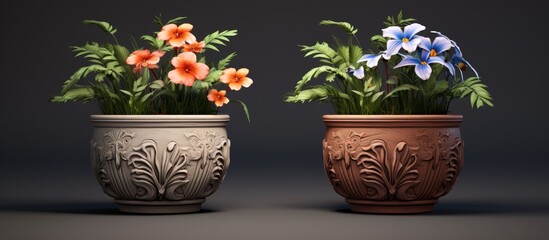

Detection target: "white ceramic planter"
[90, 115, 230, 214]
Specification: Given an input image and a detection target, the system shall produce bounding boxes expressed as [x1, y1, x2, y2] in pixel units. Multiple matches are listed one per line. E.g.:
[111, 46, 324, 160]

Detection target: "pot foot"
[346, 199, 437, 214]
[115, 199, 206, 214]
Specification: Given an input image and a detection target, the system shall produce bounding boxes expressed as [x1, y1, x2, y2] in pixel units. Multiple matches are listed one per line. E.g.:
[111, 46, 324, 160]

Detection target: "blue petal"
[418, 37, 432, 51]
[367, 54, 383, 68]
[415, 64, 432, 80]
[382, 26, 404, 39]
[404, 23, 426, 38]
[353, 66, 365, 79]
[358, 54, 375, 63]
[432, 31, 462, 56]
[428, 56, 455, 76]
[385, 39, 402, 57]
[402, 38, 421, 52]
[451, 54, 463, 65]
[432, 37, 452, 54]
[420, 50, 430, 61]
[394, 56, 421, 68]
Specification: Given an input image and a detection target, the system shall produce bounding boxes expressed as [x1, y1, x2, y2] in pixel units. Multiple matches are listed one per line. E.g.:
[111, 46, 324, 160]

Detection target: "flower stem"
[149, 69, 159, 80]
[384, 60, 391, 93]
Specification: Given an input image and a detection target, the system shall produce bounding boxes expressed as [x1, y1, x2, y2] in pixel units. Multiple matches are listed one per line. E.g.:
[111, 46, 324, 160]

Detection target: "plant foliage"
[284, 13, 493, 114]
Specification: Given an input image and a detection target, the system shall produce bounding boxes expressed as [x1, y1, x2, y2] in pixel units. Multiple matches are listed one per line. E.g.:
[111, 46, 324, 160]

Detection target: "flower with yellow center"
[382, 23, 426, 57]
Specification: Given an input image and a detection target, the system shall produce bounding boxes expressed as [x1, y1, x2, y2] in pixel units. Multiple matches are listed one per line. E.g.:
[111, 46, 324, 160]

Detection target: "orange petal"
[170, 37, 186, 47]
[178, 23, 193, 32]
[147, 55, 161, 65]
[228, 82, 242, 91]
[126, 54, 140, 65]
[223, 97, 229, 104]
[168, 69, 195, 86]
[207, 90, 218, 101]
[170, 56, 184, 68]
[180, 52, 197, 63]
[220, 74, 230, 84]
[184, 32, 196, 43]
[241, 77, 253, 88]
[223, 68, 237, 76]
[192, 62, 210, 80]
[152, 51, 165, 57]
[158, 24, 177, 40]
[236, 68, 249, 78]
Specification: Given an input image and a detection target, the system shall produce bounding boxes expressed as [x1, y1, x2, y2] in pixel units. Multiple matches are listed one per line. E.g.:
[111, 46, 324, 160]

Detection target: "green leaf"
[167, 16, 187, 25]
[83, 20, 117, 35]
[149, 80, 165, 89]
[386, 76, 398, 85]
[193, 80, 211, 89]
[294, 66, 339, 92]
[351, 90, 364, 97]
[285, 85, 351, 103]
[140, 92, 155, 103]
[371, 35, 387, 43]
[301, 42, 339, 65]
[384, 84, 419, 99]
[432, 80, 449, 96]
[141, 35, 164, 49]
[51, 87, 95, 102]
[451, 77, 494, 109]
[370, 92, 383, 103]
[203, 30, 238, 52]
[218, 52, 237, 69]
[232, 100, 251, 123]
[205, 70, 223, 83]
[120, 90, 133, 97]
[319, 20, 358, 35]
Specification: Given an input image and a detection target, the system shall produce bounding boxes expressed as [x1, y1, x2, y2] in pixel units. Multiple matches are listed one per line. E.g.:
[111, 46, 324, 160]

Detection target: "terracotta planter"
[90, 115, 230, 214]
[323, 115, 463, 214]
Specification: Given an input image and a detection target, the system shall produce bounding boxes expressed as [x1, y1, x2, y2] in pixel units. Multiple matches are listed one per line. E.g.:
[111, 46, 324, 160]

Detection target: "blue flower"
[383, 23, 426, 57]
[419, 37, 452, 57]
[357, 51, 388, 68]
[430, 31, 479, 79]
[394, 50, 455, 80]
[347, 65, 365, 79]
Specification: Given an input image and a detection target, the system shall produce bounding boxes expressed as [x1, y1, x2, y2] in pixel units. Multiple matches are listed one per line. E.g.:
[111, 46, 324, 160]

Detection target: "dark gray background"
[1, 0, 548, 239]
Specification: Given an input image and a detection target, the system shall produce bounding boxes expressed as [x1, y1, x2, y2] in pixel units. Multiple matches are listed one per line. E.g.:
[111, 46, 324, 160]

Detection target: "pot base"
[346, 199, 437, 214]
[115, 199, 206, 214]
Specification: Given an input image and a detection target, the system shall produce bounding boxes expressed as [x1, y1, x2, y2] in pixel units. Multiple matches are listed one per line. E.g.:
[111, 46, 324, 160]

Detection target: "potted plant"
[284, 12, 493, 214]
[52, 16, 253, 214]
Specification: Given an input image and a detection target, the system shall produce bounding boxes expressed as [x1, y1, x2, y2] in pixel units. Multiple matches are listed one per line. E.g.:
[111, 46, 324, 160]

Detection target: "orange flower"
[183, 40, 205, 53]
[157, 23, 196, 47]
[207, 89, 229, 107]
[168, 52, 210, 86]
[220, 68, 253, 91]
[126, 50, 165, 72]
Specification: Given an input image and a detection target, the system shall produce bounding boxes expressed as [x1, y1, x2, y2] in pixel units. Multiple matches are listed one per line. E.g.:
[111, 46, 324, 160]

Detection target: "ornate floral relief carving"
[128, 140, 189, 200]
[354, 140, 420, 200]
[91, 130, 230, 201]
[101, 131, 135, 168]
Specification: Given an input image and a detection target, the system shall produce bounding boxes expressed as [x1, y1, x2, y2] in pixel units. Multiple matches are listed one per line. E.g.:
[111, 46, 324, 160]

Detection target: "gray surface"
[1, 160, 549, 240]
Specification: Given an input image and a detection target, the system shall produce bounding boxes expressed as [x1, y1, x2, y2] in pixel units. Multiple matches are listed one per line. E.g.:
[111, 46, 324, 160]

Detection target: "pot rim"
[91, 114, 229, 120]
[323, 114, 462, 120]
[323, 114, 462, 127]
[90, 114, 230, 127]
